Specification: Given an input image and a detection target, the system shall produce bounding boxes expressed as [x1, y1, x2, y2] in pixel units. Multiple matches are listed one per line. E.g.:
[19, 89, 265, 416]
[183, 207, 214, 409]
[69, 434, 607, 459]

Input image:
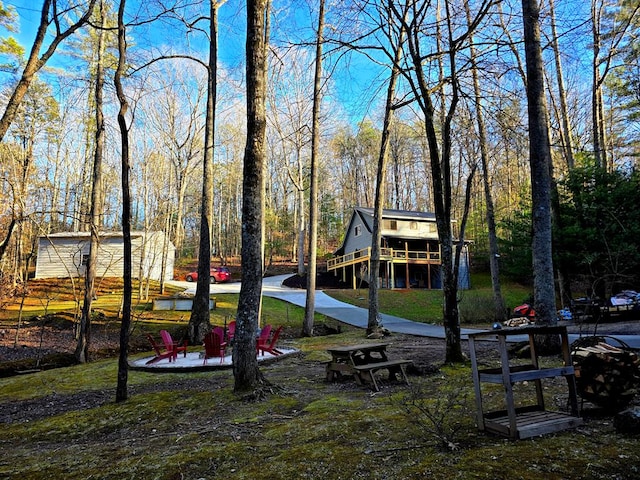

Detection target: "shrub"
[458, 291, 499, 324]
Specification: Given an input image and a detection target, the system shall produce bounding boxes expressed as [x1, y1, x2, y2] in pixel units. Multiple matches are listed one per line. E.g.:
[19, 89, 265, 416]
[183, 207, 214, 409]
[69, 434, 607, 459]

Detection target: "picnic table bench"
[326, 342, 412, 391]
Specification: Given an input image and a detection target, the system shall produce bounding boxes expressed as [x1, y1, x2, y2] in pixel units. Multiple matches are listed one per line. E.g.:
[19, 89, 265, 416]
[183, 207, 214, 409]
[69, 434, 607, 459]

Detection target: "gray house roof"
[335, 207, 438, 256]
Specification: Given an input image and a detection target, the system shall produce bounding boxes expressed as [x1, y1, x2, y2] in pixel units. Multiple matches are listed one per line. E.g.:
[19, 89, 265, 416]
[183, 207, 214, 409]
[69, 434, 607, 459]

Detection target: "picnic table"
[325, 342, 412, 391]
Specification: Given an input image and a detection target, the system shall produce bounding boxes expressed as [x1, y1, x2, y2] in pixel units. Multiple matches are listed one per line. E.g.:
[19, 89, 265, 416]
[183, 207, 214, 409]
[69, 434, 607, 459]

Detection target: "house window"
[81, 254, 90, 266]
[384, 220, 398, 230]
[355, 225, 362, 236]
[410, 221, 418, 230]
[428, 223, 437, 233]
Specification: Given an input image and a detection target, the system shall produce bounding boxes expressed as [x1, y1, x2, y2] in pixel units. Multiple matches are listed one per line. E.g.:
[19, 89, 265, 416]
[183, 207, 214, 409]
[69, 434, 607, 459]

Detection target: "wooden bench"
[353, 359, 412, 391]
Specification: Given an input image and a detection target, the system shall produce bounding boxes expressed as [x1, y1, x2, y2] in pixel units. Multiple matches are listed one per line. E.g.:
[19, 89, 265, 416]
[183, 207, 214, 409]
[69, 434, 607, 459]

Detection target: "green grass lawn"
[326, 273, 533, 325]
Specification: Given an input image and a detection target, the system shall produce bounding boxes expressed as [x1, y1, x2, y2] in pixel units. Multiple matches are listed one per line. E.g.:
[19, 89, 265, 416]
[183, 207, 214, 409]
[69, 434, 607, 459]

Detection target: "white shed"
[35, 231, 175, 282]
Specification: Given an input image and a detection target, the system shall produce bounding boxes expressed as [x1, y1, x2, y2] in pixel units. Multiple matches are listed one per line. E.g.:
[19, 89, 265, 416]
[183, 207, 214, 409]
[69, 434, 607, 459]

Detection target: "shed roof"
[42, 231, 151, 239]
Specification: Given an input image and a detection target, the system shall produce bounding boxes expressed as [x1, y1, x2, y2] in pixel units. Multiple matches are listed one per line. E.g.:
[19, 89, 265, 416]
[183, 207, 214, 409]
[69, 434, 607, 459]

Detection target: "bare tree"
[115, 0, 132, 403]
[76, 0, 105, 364]
[389, 0, 491, 362]
[466, 1, 506, 323]
[368, 2, 406, 336]
[591, 0, 640, 170]
[521, 0, 555, 325]
[189, 0, 227, 345]
[548, 0, 575, 170]
[302, 0, 325, 337]
[0, 1, 96, 268]
[591, 0, 607, 168]
[233, 0, 269, 393]
[0, 79, 58, 273]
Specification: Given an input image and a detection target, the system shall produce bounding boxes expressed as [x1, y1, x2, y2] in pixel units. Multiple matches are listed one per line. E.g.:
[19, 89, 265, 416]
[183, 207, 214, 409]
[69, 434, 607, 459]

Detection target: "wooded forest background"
[1, 0, 639, 299]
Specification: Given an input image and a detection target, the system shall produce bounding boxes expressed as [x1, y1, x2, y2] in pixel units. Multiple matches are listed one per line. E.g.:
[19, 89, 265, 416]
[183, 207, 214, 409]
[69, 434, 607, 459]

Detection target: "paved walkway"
[171, 275, 640, 349]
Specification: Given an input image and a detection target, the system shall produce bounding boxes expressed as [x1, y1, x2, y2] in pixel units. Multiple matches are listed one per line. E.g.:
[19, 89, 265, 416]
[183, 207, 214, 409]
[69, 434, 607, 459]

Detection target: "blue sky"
[2, 1, 385, 122]
[5, 1, 40, 45]
[2, 0, 594, 128]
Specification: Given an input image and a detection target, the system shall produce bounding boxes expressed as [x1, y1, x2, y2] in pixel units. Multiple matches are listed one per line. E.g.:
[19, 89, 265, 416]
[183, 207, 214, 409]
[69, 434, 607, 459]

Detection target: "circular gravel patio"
[129, 347, 300, 373]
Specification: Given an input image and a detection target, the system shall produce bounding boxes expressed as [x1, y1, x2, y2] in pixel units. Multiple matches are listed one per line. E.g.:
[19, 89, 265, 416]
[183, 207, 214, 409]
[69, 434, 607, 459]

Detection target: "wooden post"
[427, 242, 432, 289]
[352, 265, 356, 289]
[390, 248, 395, 289]
[405, 241, 410, 288]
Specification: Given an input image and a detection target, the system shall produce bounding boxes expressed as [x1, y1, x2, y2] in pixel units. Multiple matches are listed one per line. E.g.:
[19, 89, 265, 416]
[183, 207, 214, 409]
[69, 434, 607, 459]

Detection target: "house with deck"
[35, 231, 175, 282]
[327, 207, 470, 289]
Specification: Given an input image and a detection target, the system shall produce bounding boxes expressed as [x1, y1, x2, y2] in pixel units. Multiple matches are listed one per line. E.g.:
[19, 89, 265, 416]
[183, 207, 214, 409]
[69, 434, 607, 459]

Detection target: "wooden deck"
[327, 247, 441, 271]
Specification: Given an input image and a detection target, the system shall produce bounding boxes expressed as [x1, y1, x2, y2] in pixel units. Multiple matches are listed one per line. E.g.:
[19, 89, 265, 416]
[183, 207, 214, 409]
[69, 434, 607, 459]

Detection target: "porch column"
[390, 249, 395, 289]
[427, 242, 432, 289]
[405, 241, 410, 289]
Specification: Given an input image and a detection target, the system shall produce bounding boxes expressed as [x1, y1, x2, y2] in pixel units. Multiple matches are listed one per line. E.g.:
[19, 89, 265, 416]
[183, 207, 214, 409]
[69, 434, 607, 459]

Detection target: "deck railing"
[327, 247, 441, 270]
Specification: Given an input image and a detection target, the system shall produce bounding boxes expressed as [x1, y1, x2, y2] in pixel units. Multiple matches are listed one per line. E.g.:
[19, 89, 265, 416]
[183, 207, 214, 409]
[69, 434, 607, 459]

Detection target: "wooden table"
[326, 342, 412, 391]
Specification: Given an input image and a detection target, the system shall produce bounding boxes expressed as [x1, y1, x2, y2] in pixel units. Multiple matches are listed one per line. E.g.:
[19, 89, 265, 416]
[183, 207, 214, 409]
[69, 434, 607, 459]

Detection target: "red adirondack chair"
[255, 324, 272, 355]
[258, 325, 283, 356]
[203, 327, 227, 365]
[255, 324, 272, 352]
[145, 333, 174, 364]
[160, 330, 188, 361]
[227, 321, 236, 343]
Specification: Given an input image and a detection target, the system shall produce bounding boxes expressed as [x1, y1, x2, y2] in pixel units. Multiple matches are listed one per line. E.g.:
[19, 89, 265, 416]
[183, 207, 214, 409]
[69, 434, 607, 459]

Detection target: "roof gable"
[335, 207, 438, 254]
[355, 207, 436, 222]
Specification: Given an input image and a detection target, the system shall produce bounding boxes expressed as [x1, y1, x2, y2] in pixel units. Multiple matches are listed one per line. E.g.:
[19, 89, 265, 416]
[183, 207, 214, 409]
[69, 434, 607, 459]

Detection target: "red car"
[185, 266, 231, 283]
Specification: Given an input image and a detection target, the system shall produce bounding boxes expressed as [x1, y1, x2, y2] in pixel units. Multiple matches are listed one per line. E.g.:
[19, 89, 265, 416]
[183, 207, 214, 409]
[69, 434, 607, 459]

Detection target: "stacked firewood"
[503, 317, 535, 327]
[572, 339, 640, 410]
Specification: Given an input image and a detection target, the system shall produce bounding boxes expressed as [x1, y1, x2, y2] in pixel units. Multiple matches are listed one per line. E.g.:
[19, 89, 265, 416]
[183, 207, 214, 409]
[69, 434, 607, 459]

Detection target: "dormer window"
[355, 225, 362, 236]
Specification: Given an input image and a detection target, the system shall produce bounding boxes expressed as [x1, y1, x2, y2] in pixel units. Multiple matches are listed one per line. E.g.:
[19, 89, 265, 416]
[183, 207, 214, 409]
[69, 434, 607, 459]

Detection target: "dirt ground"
[0, 319, 123, 364]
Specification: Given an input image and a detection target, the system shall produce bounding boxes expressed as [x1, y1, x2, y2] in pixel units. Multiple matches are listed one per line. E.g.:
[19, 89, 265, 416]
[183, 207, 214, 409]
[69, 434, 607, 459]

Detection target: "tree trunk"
[189, 0, 220, 345]
[549, 0, 575, 170]
[303, 0, 325, 337]
[233, 0, 269, 393]
[0, 218, 17, 263]
[548, 0, 574, 309]
[296, 155, 305, 275]
[393, 0, 495, 363]
[368, 3, 405, 335]
[591, 0, 608, 169]
[521, 0, 556, 326]
[466, 2, 506, 323]
[115, 0, 132, 403]
[76, 0, 106, 363]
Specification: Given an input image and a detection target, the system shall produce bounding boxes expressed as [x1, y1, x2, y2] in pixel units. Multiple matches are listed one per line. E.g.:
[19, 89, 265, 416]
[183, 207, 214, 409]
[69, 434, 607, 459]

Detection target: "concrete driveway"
[168, 275, 640, 349]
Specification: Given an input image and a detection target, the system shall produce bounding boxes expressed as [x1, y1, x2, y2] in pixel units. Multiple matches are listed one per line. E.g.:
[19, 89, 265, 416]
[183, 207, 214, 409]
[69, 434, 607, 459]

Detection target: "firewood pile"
[571, 337, 640, 410]
[503, 317, 535, 327]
